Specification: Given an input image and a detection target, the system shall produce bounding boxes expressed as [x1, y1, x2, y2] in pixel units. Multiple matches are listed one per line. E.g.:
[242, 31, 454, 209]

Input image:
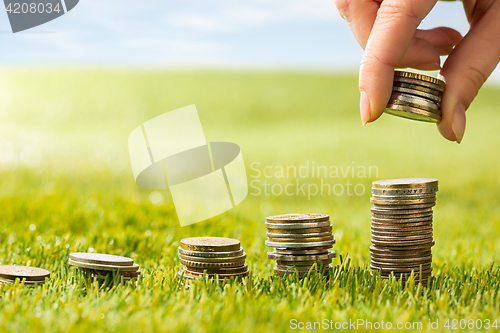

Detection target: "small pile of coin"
[385, 70, 445, 123]
[265, 214, 336, 278]
[370, 178, 438, 284]
[69, 253, 141, 281]
[178, 237, 249, 281]
[0, 265, 50, 286]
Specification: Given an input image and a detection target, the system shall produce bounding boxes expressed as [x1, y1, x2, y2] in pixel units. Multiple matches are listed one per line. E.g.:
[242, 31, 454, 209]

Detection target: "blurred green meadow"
[0, 69, 500, 332]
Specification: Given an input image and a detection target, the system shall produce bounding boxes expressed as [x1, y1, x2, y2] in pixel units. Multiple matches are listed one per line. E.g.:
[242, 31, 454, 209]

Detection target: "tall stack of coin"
[370, 178, 438, 284]
[0, 265, 50, 286]
[265, 214, 336, 278]
[385, 71, 445, 123]
[178, 237, 249, 281]
[69, 253, 141, 281]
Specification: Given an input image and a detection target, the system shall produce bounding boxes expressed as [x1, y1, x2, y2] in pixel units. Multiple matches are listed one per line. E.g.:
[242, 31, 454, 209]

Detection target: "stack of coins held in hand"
[0, 265, 50, 286]
[178, 237, 249, 281]
[385, 70, 445, 123]
[265, 214, 336, 279]
[69, 253, 141, 281]
[370, 178, 438, 284]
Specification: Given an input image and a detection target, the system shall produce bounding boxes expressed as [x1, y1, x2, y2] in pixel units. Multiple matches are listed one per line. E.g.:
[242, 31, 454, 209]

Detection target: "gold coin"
[185, 263, 248, 274]
[370, 197, 436, 205]
[182, 267, 250, 278]
[394, 71, 445, 87]
[180, 237, 240, 252]
[179, 253, 246, 263]
[276, 259, 332, 266]
[267, 235, 334, 243]
[180, 258, 246, 269]
[265, 226, 332, 234]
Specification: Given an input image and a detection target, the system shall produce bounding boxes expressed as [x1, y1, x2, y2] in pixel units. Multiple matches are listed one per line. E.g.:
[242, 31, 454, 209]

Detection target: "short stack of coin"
[370, 178, 438, 284]
[69, 253, 141, 281]
[0, 265, 50, 286]
[385, 70, 445, 123]
[178, 237, 249, 281]
[265, 214, 336, 279]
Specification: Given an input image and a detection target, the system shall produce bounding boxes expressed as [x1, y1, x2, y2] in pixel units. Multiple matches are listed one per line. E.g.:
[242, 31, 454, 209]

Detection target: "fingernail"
[360, 90, 371, 126]
[451, 103, 466, 144]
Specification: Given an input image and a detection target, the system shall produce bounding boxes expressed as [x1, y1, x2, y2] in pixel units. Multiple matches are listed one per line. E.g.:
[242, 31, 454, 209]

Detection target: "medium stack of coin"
[69, 253, 141, 281]
[265, 214, 336, 279]
[178, 237, 249, 281]
[385, 71, 445, 123]
[370, 178, 438, 284]
[0, 265, 50, 286]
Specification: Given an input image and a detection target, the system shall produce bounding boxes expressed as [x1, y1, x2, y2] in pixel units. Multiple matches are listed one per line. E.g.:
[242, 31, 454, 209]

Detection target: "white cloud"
[165, 13, 233, 32]
[14, 30, 89, 53]
[163, 0, 340, 33]
[123, 38, 225, 53]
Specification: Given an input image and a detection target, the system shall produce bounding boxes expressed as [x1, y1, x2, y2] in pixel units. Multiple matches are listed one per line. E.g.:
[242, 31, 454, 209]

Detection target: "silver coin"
[267, 251, 336, 262]
[371, 232, 433, 240]
[392, 86, 441, 102]
[371, 263, 432, 271]
[266, 213, 329, 223]
[370, 207, 433, 215]
[372, 178, 438, 189]
[371, 222, 433, 230]
[370, 253, 432, 260]
[274, 267, 331, 278]
[266, 231, 332, 239]
[370, 255, 432, 263]
[275, 248, 329, 255]
[265, 240, 335, 249]
[275, 264, 331, 272]
[371, 227, 433, 236]
[177, 270, 244, 282]
[370, 242, 435, 251]
[370, 245, 433, 254]
[371, 221, 433, 230]
[371, 216, 433, 223]
[385, 105, 441, 123]
[371, 193, 436, 200]
[371, 211, 433, 219]
[370, 249, 432, 258]
[372, 187, 438, 196]
[277, 259, 332, 266]
[390, 92, 440, 110]
[178, 247, 244, 258]
[371, 238, 434, 247]
[370, 261, 431, 269]
[264, 221, 331, 229]
[372, 202, 436, 210]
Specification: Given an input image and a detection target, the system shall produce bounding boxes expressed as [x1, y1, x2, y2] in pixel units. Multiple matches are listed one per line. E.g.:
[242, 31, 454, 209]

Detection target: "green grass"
[0, 69, 499, 332]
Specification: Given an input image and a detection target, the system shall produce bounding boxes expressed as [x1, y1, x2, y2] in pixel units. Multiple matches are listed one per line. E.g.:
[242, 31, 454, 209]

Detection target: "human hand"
[334, 0, 500, 143]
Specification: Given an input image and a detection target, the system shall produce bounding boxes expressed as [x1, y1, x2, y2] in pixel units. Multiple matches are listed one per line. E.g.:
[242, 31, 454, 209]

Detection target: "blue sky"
[2, 1, 493, 81]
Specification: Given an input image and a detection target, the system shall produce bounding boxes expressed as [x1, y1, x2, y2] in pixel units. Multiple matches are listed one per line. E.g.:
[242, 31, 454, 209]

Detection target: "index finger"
[359, 0, 438, 123]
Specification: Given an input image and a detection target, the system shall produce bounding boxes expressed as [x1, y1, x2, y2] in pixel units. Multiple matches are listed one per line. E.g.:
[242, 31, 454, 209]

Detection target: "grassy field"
[0, 69, 499, 332]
